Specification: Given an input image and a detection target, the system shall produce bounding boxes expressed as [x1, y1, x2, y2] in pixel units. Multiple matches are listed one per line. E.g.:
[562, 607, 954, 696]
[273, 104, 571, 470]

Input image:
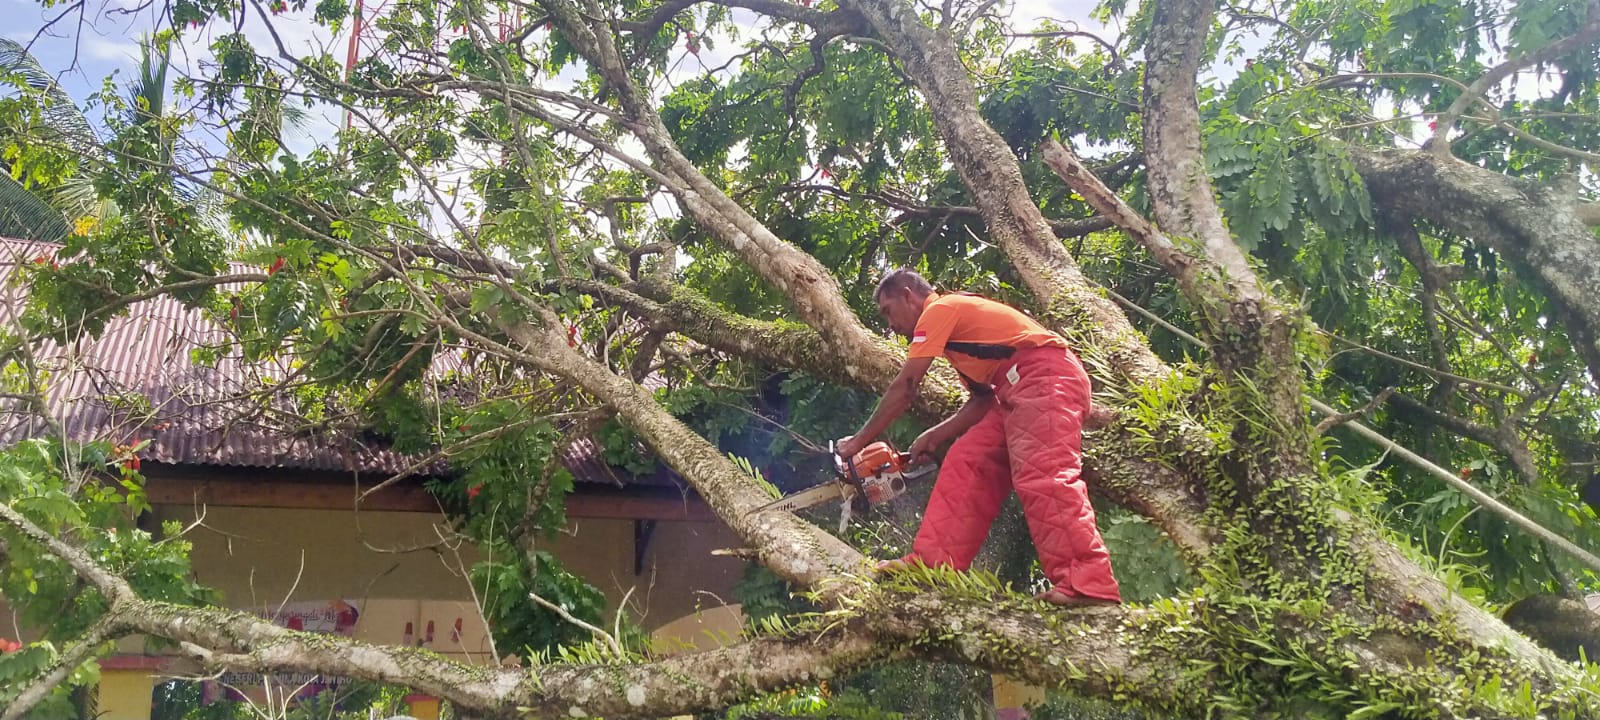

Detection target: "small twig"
[270, 550, 307, 626]
[1319, 332, 1524, 396]
[1005, 26, 1123, 69]
[528, 589, 624, 657]
[1429, 0, 1600, 154]
[1314, 386, 1395, 434]
[613, 585, 637, 652]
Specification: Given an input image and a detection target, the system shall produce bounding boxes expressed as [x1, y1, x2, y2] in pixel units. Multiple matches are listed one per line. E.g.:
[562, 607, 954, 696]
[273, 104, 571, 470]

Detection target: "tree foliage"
[2, 0, 1600, 717]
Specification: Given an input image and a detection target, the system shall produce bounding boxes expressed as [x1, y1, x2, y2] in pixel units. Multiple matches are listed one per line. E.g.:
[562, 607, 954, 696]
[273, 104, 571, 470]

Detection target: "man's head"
[874, 268, 934, 338]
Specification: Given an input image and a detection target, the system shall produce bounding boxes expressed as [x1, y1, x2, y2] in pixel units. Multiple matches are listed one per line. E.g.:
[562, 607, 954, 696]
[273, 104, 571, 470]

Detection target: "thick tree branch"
[121, 586, 1176, 718]
[533, 0, 904, 394]
[1129, 0, 1317, 492]
[1388, 217, 1458, 403]
[0, 502, 130, 601]
[1038, 140, 1201, 299]
[1385, 393, 1546, 509]
[1140, 0, 1262, 302]
[1352, 147, 1600, 388]
[501, 309, 866, 587]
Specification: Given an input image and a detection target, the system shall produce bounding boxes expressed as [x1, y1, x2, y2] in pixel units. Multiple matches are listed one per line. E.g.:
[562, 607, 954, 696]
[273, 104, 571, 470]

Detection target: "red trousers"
[911, 347, 1121, 601]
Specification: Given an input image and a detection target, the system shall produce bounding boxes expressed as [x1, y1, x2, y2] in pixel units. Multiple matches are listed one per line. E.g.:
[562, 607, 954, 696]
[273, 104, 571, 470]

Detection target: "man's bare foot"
[874, 557, 916, 575]
[1034, 589, 1119, 608]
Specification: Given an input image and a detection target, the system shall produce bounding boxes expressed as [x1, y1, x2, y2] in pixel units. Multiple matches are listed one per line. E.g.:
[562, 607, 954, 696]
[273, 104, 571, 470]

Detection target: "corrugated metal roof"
[0, 238, 672, 488]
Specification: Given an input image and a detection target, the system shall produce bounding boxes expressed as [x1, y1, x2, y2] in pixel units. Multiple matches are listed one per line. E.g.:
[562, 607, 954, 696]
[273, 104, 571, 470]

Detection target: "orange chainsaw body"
[839, 441, 915, 507]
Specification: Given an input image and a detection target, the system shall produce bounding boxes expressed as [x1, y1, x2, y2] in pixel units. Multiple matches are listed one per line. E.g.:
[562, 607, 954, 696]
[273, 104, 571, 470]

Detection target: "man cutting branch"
[835, 269, 1121, 607]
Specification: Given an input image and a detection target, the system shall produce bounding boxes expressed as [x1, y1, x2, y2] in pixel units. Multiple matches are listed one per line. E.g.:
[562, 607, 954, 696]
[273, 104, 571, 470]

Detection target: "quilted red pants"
[910, 347, 1121, 602]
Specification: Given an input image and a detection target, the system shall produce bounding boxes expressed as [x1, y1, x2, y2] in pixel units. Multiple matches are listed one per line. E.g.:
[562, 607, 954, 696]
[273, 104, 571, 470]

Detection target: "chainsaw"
[757, 441, 938, 532]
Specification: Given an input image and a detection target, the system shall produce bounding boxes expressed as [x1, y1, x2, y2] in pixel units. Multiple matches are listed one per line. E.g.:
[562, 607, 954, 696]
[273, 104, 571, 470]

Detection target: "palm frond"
[49, 175, 107, 221]
[0, 172, 71, 241]
[0, 38, 100, 154]
[124, 36, 172, 133]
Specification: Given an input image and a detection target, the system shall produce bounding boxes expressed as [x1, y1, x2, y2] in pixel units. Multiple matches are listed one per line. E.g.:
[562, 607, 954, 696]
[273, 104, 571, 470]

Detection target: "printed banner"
[203, 600, 360, 704]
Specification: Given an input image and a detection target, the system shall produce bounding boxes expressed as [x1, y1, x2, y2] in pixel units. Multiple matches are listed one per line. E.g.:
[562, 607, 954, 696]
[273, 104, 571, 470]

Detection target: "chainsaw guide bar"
[755, 441, 938, 531]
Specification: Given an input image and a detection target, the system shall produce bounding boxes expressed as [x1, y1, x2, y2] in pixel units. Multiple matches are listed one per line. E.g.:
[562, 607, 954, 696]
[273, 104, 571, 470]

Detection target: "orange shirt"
[907, 292, 1067, 386]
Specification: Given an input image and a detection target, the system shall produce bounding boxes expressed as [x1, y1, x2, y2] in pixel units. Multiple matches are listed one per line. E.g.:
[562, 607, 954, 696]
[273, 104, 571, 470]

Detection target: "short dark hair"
[875, 268, 933, 300]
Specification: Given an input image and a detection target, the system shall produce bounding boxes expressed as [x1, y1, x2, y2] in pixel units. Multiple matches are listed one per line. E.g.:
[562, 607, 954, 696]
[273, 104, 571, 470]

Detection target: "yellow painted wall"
[649, 603, 746, 655]
[149, 504, 744, 632]
[152, 506, 482, 606]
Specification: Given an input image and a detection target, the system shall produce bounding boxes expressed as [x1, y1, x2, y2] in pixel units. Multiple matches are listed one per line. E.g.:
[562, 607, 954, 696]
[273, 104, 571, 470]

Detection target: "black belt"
[946, 341, 1016, 360]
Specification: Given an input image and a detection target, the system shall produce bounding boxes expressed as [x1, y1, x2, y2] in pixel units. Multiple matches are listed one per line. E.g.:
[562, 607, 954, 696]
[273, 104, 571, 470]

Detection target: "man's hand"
[908, 429, 945, 464]
[835, 435, 866, 461]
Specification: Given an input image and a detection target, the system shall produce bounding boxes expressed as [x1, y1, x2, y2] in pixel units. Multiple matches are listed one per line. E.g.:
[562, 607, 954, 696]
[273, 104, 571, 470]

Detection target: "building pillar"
[405, 694, 441, 720]
[992, 674, 1044, 720]
[98, 667, 157, 720]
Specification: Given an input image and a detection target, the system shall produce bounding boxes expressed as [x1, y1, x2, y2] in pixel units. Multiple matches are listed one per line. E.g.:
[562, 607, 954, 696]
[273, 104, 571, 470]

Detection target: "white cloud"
[1009, 0, 1106, 32]
[81, 35, 138, 62]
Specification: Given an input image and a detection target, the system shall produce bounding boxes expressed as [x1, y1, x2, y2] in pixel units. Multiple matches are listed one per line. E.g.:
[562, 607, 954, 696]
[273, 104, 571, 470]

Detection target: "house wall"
[149, 504, 747, 633]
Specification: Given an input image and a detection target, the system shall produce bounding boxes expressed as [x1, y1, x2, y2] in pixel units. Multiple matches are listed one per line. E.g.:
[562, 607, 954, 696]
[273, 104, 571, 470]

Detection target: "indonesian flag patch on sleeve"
[911, 330, 928, 344]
